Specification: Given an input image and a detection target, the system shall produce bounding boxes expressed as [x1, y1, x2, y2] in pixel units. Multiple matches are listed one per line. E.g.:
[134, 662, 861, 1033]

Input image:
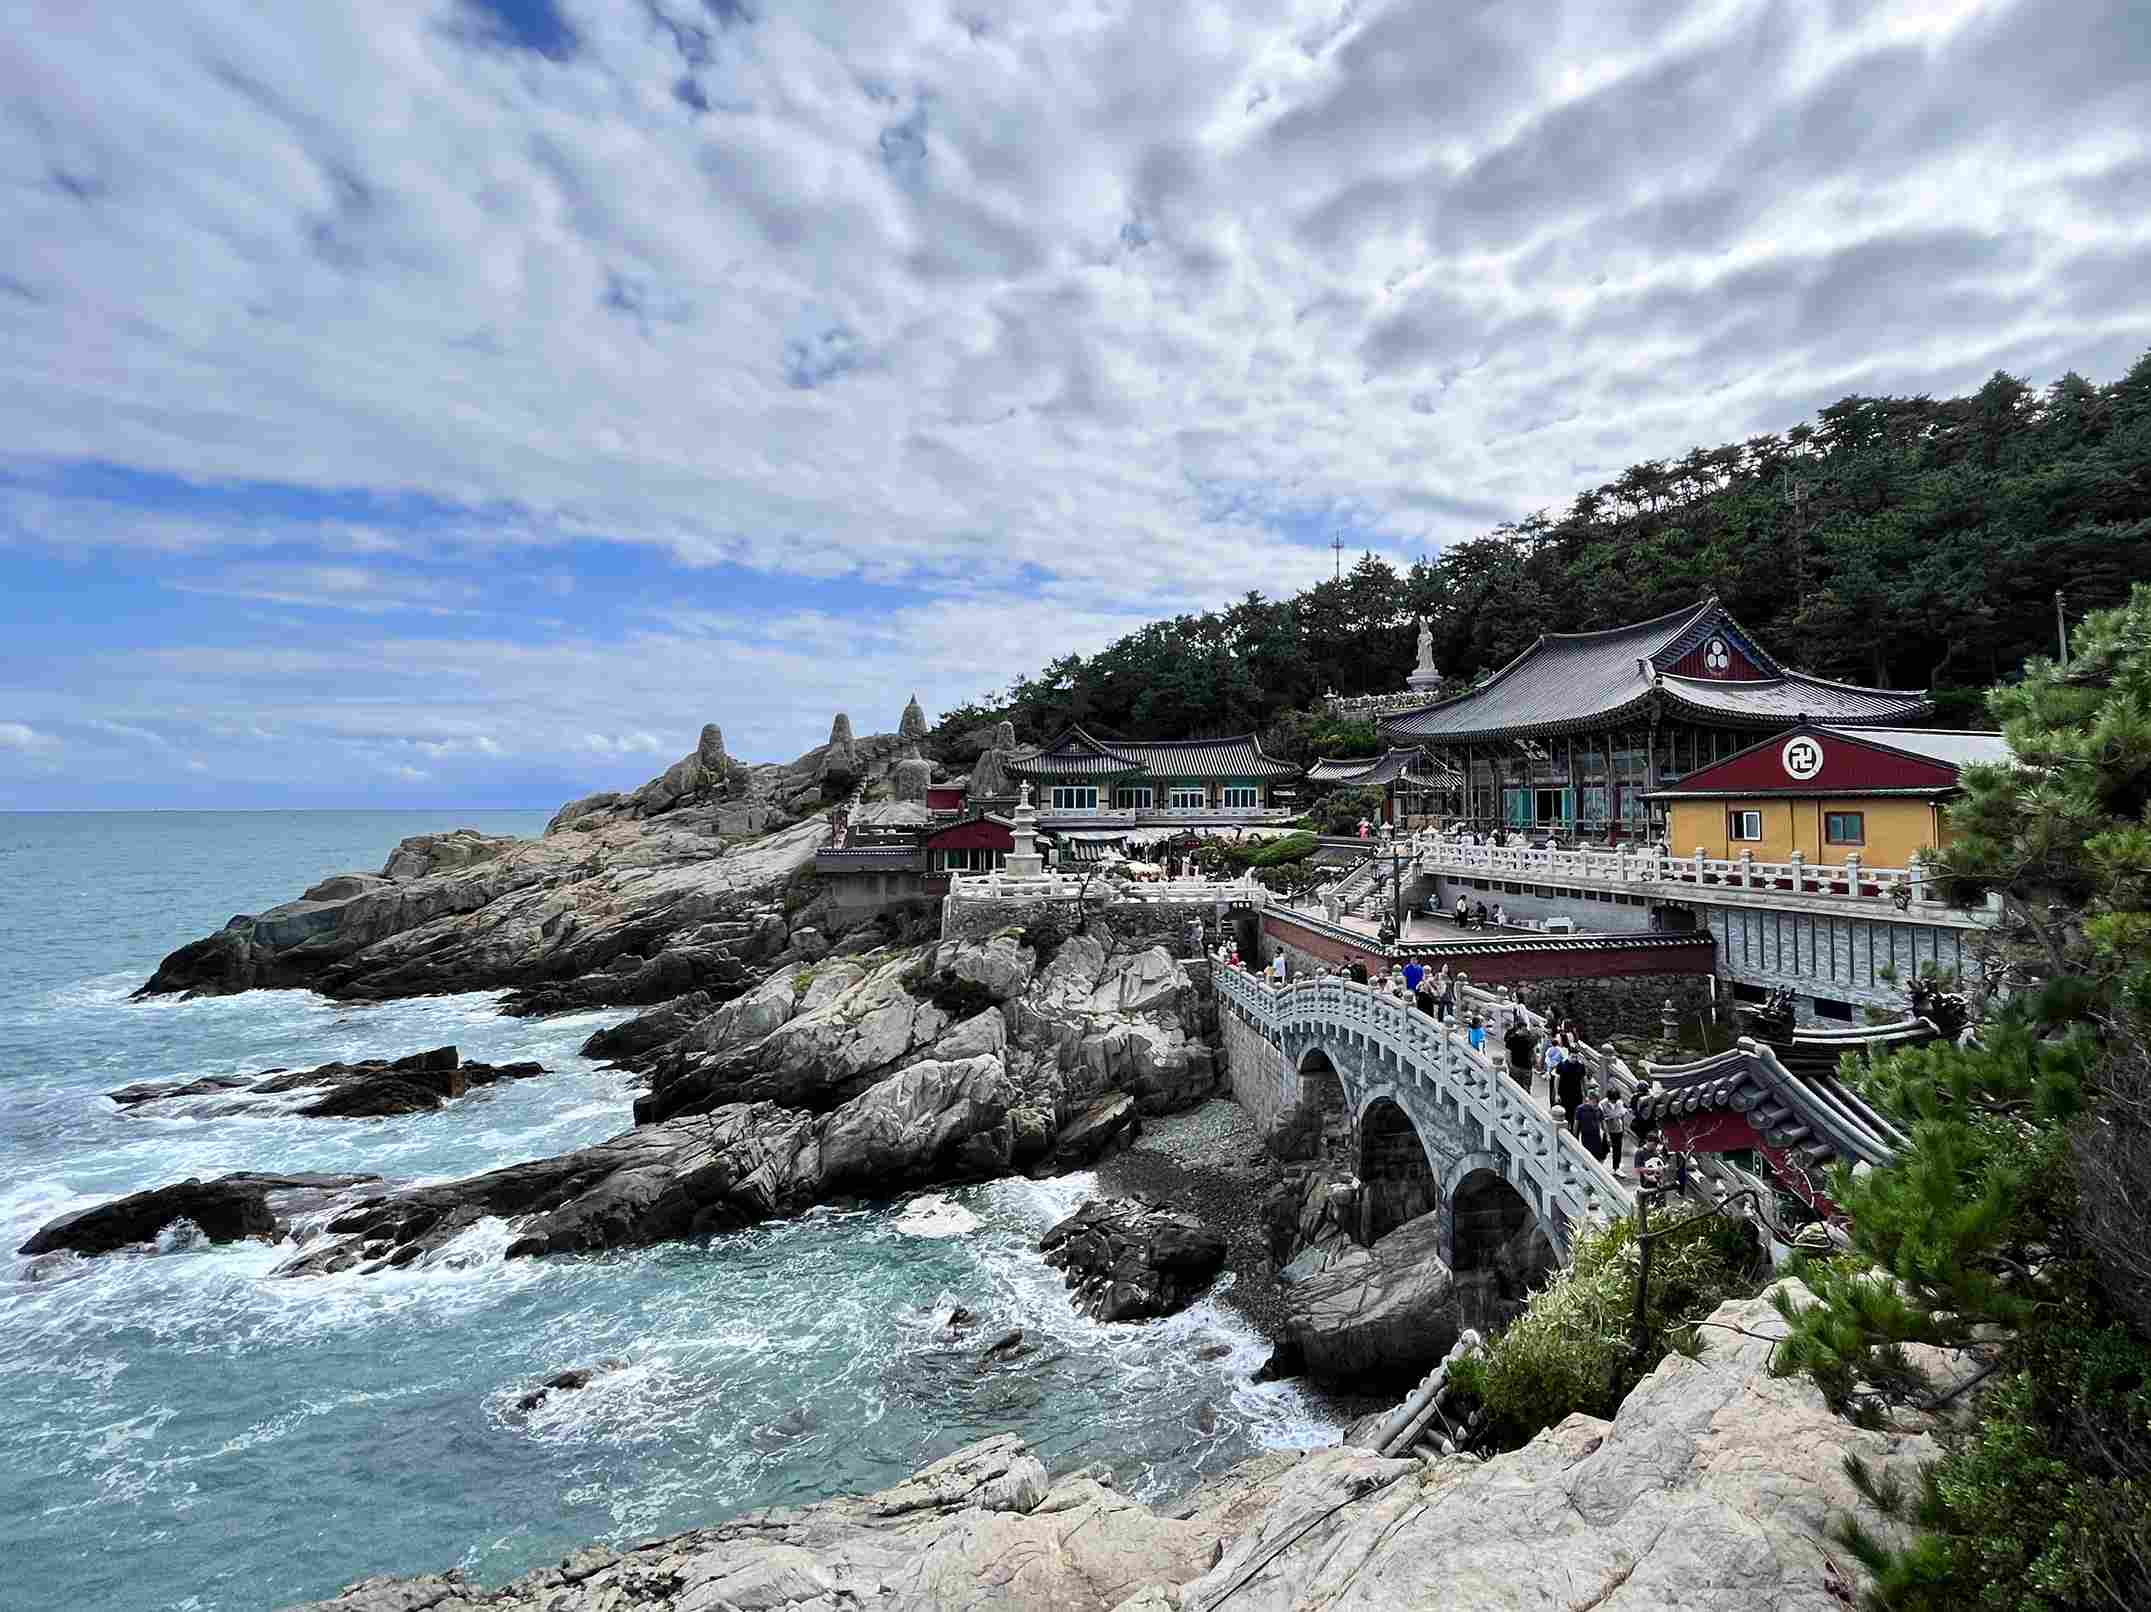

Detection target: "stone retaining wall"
[1218, 1001, 1286, 1132]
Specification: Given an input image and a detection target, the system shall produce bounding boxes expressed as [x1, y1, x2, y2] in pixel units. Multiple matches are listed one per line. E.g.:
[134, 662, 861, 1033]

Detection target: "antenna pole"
[1331, 531, 1345, 580]
[2055, 589, 2069, 668]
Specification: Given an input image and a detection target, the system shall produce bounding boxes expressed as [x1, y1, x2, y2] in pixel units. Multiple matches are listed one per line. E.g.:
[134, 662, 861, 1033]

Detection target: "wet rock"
[1039, 1198, 1228, 1322]
[516, 1359, 628, 1411]
[18, 1172, 378, 1257]
[981, 1328, 1027, 1359]
[269, 1055, 1015, 1276]
[1281, 1211, 1460, 1384]
[1054, 1093, 1139, 1168]
[578, 991, 716, 1062]
[108, 1048, 547, 1121]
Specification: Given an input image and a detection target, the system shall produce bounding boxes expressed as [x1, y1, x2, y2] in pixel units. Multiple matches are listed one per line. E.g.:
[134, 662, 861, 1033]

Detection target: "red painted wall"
[927, 786, 966, 811]
[1261, 911, 1713, 981]
[925, 819, 1014, 851]
[1673, 729, 1956, 795]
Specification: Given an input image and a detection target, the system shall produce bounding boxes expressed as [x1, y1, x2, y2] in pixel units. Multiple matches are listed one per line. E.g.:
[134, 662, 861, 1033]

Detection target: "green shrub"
[1456, 1212, 1761, 1453]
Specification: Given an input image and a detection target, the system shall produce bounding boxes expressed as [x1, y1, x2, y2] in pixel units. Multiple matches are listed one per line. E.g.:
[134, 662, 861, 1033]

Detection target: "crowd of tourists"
[1210, 941, 1674, 1180]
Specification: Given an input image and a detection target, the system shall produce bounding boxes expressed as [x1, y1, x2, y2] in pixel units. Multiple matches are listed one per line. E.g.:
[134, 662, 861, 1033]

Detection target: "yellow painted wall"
[1667, 796, 1943, 867]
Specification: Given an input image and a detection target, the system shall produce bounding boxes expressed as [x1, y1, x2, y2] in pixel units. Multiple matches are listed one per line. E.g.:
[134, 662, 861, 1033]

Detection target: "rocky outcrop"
[1039, 1197, 1228, 1321]
[107, 1047, 546, 1119]
[286, 1433, 1251, 1612]
[271, 1054, 1013, 1276]
[19, 1172, 379, 1257]
[134, 809, 828, 1004]
[1280, 1210, 1460, 1384]
[515, 1360, 628, 1412]
[1051, 1093, 1140, 1167]
[283, 1286, 1936, 1612]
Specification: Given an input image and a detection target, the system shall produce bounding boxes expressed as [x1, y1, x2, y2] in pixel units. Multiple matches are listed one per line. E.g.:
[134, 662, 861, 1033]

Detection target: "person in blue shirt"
[1402, 959, 1425, 994]
[1467, 1015, 1486, 1053]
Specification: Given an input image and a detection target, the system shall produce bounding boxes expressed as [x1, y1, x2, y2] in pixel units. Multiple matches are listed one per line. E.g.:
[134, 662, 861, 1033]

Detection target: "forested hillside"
[935, 355, 2151, 753]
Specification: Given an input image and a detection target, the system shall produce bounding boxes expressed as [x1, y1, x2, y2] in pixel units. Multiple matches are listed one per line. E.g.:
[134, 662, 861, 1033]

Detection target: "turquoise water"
[0, 812, 1332, 1611]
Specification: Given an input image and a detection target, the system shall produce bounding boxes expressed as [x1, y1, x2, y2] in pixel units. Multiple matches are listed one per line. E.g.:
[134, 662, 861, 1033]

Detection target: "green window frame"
[1823, 810, 1865, 846]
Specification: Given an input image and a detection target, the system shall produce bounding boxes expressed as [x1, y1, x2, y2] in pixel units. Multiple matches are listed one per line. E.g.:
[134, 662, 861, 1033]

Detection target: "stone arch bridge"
[1216, 967, 1632, 1284]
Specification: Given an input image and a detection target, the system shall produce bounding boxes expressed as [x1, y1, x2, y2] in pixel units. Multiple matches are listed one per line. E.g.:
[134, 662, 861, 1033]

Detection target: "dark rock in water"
[580, 992, 716, 1062]
[1193, 1340, 1234, 1362]
[504, 947, 749, 1018]
[981, 1328, 1027, 1360]
[17, 1171, 378, 1257]
[107, 1047, 549, 1121]
[1038, 1198, 1227, 1323]
[1052, 1093, 1139, 1169]
[1252, 1342, 1304, 1384]
[1281, 1211, 1460, 1384]
[270, 1055, 1013, 1277]
[517, 1359, 629, 1411]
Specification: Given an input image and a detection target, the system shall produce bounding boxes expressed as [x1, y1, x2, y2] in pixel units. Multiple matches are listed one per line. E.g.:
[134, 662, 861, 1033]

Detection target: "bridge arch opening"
[1296, 1047, 1346, 1126]
[1359, 1098, 1437, 1242]
[1451, 1168, 1557, 1323]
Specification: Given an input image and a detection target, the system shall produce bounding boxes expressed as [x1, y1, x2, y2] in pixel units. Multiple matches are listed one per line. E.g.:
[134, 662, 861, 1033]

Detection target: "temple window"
[1824, 811, 1866, 845]
[1729, 810, 1763, 841]
[1050, 785, 1098, 810]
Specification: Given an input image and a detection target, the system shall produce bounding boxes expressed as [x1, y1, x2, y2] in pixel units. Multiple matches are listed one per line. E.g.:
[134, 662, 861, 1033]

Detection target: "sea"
[0, 811, 1335, 1612]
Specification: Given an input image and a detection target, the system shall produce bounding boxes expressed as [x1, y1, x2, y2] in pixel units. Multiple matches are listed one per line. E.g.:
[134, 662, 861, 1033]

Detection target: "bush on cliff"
[1447, 1211, 1760, 1454]
[1771, 585, 2151, 1612]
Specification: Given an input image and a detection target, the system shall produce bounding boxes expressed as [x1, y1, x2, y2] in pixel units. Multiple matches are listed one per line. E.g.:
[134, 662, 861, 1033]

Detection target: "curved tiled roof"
[1307, 748, 1462, 788]
[1378, 597, 1929, 742]
[1008, 725, 1298, 780]
[1636, 1029, 1923, 1176]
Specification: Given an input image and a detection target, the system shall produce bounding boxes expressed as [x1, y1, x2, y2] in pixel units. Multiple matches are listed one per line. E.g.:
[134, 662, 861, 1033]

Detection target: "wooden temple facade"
[1378, 598, 1931, 840]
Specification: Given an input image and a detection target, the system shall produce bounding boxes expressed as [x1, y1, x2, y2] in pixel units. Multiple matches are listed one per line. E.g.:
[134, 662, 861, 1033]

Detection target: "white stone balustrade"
[1403, 833, 1996, 923]
[1214, 963, 1633, 1257]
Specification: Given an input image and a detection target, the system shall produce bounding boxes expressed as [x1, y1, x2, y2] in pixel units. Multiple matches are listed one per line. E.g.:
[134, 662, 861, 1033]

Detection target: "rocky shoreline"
[287, 1283, 1933, 1612]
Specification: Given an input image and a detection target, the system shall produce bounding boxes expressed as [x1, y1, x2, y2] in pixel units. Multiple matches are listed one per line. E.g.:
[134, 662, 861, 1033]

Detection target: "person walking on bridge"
[1576, 1086, 1608, 1164]
[1503, 1016, 1536, 1091]
[1603, 1090, 1631, 1174]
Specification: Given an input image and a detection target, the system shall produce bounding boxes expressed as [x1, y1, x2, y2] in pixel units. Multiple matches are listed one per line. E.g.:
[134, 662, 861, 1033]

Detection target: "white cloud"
[1, 0, 2138, 598]
[0, 720, 54, 750]
[1, 0, 2148, 807]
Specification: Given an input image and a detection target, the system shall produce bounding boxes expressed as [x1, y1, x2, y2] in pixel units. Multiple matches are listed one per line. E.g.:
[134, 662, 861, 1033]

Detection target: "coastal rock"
[578, 991, 716, 1062]
[936, 932, 1036, 1002]
[516, 1359, 628, 1412]
[272, 1055, 1015, 1275]
[19, 1172, 378, 1257]
[133, 729, 871, 1004]
[1039, 1198, 1228, 1322]
[1281, 1211, 1460, 1383]
[816, 1056, 1013, 1194]
[1053, 1093, 1139, 1167]
[285, 1433, 1244, 1612]
[106, 1048, 547, 1120]
[280, 1288, 1940, 1612]
[1170, 1284, 1938, 1612]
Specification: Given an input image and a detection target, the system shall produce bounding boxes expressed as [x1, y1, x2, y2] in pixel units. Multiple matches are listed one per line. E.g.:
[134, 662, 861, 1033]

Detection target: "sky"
[2, 0, 2147, 810]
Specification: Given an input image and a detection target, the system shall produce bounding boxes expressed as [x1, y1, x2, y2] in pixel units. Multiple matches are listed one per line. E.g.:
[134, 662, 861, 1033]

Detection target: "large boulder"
[1053, 1093, 1139, 1167]
[1087, 946, 1186, 1017]
[1281, 1211, 1460, 1383]
[1039, 1198, 1228, 1321]
[817, 1055, 1013, 1195]
[936, 933, 1037, 1002]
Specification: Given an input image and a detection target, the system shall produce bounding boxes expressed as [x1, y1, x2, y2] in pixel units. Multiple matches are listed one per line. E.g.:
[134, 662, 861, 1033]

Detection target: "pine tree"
[1771, 585, 2151, 1611]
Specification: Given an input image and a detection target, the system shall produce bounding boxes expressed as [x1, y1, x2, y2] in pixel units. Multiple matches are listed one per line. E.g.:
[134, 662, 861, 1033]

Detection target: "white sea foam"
[893, 1192, 980, 1237]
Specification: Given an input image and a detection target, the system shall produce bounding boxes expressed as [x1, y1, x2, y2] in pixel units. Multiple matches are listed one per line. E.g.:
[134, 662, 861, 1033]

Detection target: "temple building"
[1379, 598, 1931, 838]
[1305, 748, 1462, 826]
[1004, 727, 1299, 825]
[1647, 725, 2010, 866]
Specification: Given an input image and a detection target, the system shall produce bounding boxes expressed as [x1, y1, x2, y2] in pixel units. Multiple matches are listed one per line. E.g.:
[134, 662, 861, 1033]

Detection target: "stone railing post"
[1694, 849, 1708, 882]
[1787, 849, 1804, 894]
[1738, 849, 1755, 889]
[1844, 850, 1862, 896]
